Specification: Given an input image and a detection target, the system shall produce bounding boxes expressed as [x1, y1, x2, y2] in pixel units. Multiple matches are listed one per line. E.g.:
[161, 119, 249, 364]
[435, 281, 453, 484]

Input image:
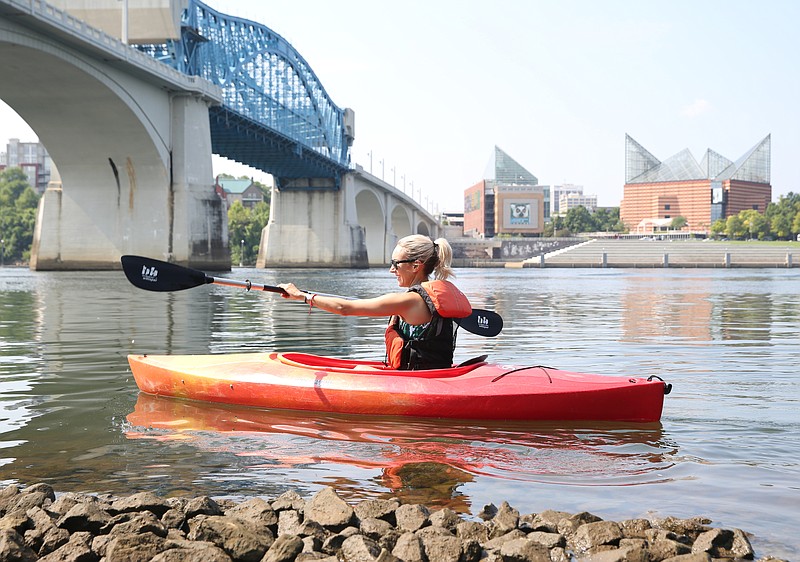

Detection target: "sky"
[2, 0, 798, 212]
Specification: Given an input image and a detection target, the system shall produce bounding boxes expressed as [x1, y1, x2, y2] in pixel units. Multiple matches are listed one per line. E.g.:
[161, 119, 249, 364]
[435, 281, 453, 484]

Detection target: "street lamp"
[240, 239, 244, 267]
[0, 238, 4, 267]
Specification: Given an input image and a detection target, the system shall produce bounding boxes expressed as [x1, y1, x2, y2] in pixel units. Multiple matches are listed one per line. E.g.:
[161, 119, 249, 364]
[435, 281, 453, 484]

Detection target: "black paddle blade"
[121, 255, 210, 292]
[455, 308, 503, 337]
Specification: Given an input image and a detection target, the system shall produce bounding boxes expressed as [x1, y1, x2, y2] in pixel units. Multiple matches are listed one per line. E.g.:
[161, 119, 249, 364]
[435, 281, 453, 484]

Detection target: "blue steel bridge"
[137, 0, 354, 186]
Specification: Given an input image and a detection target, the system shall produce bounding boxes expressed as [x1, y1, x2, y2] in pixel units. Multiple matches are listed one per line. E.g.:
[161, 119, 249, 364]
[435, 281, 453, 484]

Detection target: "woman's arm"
[278, 283, 432, 325]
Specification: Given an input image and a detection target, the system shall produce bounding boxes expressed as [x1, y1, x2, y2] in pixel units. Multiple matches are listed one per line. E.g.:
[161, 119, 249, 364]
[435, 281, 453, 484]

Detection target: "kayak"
[127, 352, 669, 422]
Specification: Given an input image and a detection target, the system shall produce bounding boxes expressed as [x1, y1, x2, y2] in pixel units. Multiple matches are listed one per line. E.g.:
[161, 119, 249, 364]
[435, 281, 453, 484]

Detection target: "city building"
[214, 176, 264, 209]
[0, 138, 51, 193]
[463, 146, 548, 238]
[559, 192, 597, 213]
[621, 134, 771, 234]
[551, 183, 584, 215]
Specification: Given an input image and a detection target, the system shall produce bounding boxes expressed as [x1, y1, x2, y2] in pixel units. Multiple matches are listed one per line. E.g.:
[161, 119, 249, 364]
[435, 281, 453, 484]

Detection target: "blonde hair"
[396, 235, 455, 280]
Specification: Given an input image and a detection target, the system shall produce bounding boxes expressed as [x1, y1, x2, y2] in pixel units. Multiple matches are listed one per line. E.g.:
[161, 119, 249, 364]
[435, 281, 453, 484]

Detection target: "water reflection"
[126, 394, 676, 511]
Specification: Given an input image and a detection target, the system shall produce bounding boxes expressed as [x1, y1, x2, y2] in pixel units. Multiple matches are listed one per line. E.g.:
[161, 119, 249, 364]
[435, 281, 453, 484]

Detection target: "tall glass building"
[464, 146, 549, 237]
[621, 134, 771, 234]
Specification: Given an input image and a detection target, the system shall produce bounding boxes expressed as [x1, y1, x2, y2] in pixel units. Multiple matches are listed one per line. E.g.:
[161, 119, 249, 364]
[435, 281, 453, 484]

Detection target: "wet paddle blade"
[455, 308, 503, 337]
[121, 255, 210, 292]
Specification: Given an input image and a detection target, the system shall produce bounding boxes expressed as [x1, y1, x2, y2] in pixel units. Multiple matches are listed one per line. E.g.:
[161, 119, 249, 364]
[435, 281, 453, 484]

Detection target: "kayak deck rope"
[491, 365, 556, 384]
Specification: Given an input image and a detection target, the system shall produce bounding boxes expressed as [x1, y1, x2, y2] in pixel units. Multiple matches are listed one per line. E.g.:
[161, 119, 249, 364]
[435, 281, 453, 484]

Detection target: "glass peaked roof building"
[626, 134, 771, 185]
[484, 146, 539, 186]
[621, 135, 772, 234]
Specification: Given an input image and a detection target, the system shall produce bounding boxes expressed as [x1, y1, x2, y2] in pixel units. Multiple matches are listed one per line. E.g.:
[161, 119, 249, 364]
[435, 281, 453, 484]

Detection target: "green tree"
[670, 216, 687, 229]
[593, 207, 625, 232]
[228, 200, 270, 266]
[563, 205, 596, 234]
[0, 167, 40, 264]
[724, 215, 746, 240]
[710, 219, 726, 237]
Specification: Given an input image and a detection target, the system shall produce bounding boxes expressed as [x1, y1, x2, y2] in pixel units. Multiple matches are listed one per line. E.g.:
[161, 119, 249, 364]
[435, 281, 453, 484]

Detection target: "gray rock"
[0, 529, 37, 562]
[620, 519, 652, 539]
[263, 534, 304, 562]
[272, 490, 305, 512]
[529, 509, 572, 533]
[103, 531, 166, 562]
[391, 532, 425, 562]
[649, 537, 692, 559]
[225, 497, 278, 529]
[417, 530, 462, 562]
[395, 503, 429, 532]
[187, 514, 271, 561]
[484, 528, 527, 551]
[278, 509, 304, 536]
[184, 496, 223, 518]
[0, 510, 30, 534]
[56, 501, 111, 534]
[37, 526, 70, 557]
[340, 534, 382, 561]
[576, 545, 648, 562]
[354, 499, 399, 523]
[305, 487, 355, 529]
[151, 543, 231, 562]
[360, 517, 395, 540]
[691, 527, 754, 559]
[661, 553, 711, 562]
[456, 520, 489, 543]
[6, 491, 50, 514]
[526, 530, 565, 549]
[107, 511, 168, 538]
[499, 537, 550, 562]
[0, 485, 21, 513]
[571, 520, 623, 553]
[22, 483, 56, 502]
[429, 507, 461, 531]
[110, 491, 171, 517]
[161, 508, 185, 530]
[653, 516, 712, 541]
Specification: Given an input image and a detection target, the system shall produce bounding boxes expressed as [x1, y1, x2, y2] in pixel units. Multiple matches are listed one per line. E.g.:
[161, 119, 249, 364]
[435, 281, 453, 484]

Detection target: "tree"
[0, 167, 40, 264]
[724, 215, 746, 240]
[563, 206, 596, 234]
[670, 216, 687, 230]
[228, 200, 270, 266]
[710, 219, 726, 237]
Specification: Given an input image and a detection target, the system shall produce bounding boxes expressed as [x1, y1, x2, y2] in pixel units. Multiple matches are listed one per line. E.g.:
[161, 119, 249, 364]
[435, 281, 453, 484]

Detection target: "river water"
[0, 266, 798, 558]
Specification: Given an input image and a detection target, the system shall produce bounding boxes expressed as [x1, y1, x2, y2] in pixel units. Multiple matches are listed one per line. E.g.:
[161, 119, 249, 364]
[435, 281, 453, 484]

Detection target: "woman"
[279, 235, 472, 370]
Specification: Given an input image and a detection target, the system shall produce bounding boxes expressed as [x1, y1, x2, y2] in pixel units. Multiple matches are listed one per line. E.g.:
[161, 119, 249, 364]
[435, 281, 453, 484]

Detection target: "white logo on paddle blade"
[478, 315, 489, 330]
[141, 265, 158, 283]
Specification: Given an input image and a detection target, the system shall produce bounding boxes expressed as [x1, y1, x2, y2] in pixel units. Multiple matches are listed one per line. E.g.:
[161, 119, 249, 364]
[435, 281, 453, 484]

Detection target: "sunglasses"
[390, 258, 416, 268]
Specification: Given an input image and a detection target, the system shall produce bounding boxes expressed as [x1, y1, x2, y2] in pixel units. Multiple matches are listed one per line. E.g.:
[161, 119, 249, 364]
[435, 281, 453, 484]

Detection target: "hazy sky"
[2, 0, 798, 212]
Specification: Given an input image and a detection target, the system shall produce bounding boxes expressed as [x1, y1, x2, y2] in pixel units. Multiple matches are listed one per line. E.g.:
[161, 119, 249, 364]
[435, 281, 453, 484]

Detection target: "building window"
[664, 215, 670, 219]
[664, 204, 671, 210]
[752, 204, 759, 210]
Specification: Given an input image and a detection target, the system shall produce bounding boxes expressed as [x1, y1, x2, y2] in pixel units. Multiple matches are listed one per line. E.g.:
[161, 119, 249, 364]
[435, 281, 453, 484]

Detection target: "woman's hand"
[278, 283, 305, 301]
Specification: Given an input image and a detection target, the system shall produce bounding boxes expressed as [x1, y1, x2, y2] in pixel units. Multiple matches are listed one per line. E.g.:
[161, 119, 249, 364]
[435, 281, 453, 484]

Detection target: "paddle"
[121, 255, 503, 337]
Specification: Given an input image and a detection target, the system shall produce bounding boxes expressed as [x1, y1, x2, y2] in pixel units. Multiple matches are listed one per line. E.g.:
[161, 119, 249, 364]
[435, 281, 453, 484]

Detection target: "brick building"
[621, 134, 771, 234]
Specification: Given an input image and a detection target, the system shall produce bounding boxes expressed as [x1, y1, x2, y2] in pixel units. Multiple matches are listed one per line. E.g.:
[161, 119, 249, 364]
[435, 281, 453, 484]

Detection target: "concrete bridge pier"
[30, 94, 228, 270]
[257, 174, 368, 268]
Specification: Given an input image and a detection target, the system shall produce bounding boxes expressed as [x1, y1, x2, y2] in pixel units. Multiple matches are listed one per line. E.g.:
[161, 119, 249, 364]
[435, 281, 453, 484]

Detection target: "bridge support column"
[257, 174, 368, 268]
[30, 93, 228, 270]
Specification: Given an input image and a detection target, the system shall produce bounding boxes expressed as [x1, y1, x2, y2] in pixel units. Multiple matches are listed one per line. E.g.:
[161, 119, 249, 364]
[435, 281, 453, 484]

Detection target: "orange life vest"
[384, 280, 472, 370]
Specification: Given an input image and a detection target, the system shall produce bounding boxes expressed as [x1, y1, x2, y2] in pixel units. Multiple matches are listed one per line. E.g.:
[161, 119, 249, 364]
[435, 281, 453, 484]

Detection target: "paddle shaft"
[209, 276, 345, 300]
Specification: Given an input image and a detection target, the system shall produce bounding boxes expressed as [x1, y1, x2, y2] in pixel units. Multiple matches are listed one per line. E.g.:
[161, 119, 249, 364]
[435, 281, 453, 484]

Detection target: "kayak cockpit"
[274, 352, 488, 378]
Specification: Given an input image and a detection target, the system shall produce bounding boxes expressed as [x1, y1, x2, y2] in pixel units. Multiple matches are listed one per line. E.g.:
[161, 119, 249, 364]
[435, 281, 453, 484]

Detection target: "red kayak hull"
[127, 352, 667, 422]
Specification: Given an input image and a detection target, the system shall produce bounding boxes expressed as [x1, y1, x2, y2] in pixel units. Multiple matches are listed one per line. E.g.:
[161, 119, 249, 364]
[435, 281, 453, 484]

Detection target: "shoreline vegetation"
[0, 483, 787, 561]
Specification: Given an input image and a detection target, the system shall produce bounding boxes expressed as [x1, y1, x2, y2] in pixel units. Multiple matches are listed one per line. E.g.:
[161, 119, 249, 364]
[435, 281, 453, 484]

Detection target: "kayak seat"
[457, 354, 488, 367]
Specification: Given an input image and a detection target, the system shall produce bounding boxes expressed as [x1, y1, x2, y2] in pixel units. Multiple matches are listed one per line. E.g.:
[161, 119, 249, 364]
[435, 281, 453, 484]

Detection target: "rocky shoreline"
[0, 483, 787, 561]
